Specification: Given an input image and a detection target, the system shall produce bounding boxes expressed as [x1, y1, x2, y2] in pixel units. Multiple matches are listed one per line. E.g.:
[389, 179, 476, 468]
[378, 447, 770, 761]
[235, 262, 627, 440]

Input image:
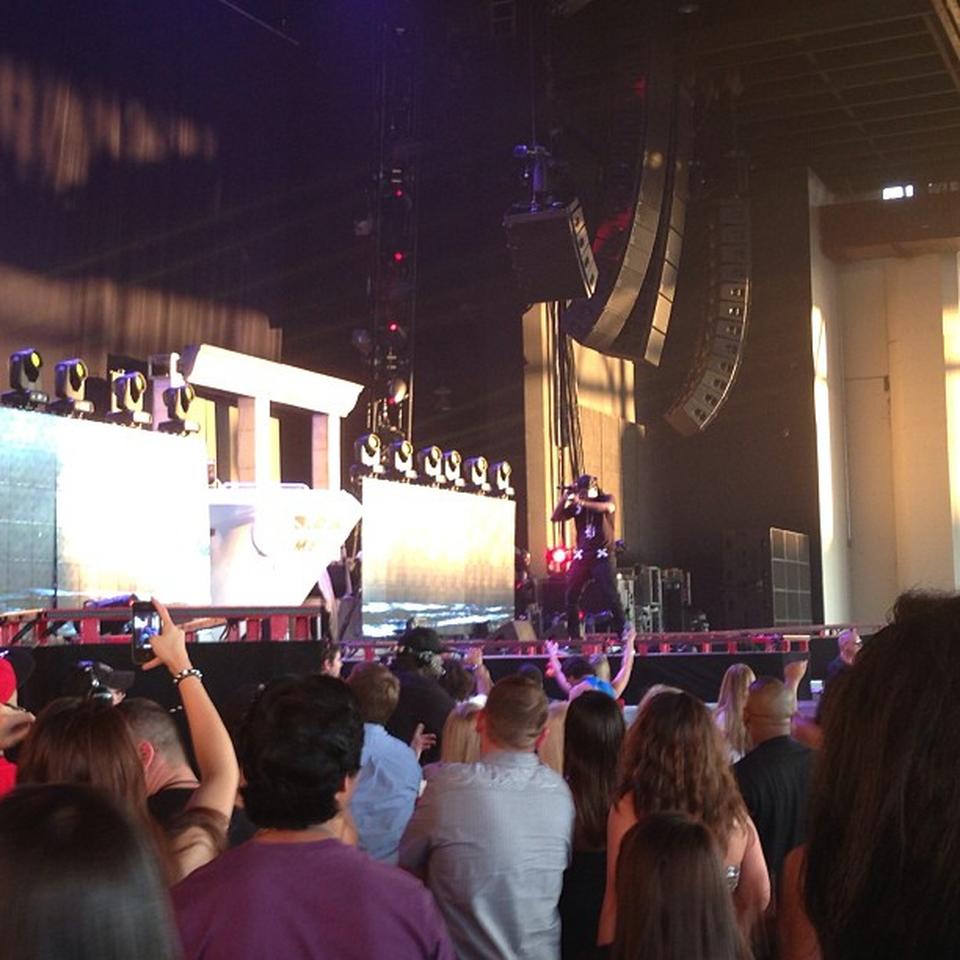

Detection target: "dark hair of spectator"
[238, 674, 363, 829]
[18, 698, 150, 825]
[618, 690, 747, 849]
[118, 697, 187, 763]
[517, 662, 544, 687]
[563, 690, 625, 850]
[0, 783, 177, 960]
[805, 591, 960, 960]
[483, 675, 549, 750]
[563, 656, 596, 682]
[612, 813, 747, 960]
[438, 658, 476, 701]
[317, 638, 341, 671]
[346, 662, 400, 725]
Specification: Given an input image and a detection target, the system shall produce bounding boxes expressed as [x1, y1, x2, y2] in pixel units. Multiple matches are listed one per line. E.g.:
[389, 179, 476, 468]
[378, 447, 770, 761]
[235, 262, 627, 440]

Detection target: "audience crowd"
[0, 589, 955, 959]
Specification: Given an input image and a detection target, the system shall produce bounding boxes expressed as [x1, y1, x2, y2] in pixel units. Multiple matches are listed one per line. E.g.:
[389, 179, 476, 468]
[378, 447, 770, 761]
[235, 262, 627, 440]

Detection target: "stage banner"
[361, 478, 515, 637]
[0, 407, 210, 612]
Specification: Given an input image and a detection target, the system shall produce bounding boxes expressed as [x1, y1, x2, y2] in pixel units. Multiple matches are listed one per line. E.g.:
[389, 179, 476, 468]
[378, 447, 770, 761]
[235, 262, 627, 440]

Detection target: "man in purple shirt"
[172, 675, 454, 960]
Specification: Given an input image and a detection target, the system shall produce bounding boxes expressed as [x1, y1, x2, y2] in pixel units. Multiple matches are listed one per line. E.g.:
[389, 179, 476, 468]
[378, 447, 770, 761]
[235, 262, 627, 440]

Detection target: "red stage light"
[392, 251, 405, 262]
[394, 189, 404, 198]
[388, 322, 399, 332]
[551, 547, 568, 565]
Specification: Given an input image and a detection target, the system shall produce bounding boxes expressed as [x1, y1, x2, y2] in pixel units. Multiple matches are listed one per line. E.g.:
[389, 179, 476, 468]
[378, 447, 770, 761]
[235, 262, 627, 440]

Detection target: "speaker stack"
[664, 197, 750, 435]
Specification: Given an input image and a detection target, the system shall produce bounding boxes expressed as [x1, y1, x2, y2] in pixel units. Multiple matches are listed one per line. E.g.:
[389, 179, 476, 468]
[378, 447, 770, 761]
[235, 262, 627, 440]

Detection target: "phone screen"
[131, 603, 161, 664]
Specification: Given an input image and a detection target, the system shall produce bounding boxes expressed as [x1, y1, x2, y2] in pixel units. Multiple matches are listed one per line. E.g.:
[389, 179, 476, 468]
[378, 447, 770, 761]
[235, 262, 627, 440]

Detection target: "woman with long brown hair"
[559, 690, 626, 959]
[17, 601, 237, 882]
[598, 690, 769, 946]
[612, 813, 749, 960]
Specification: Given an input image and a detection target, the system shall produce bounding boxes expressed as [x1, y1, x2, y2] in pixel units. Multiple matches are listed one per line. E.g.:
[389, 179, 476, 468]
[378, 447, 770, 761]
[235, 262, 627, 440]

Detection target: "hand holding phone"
[131, 600, 161, 665]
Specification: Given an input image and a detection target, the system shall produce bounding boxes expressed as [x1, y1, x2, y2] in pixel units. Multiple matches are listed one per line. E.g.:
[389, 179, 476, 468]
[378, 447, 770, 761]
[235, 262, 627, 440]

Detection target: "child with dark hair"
[612, 813, 749, 960]
[173, 674, 454, 960]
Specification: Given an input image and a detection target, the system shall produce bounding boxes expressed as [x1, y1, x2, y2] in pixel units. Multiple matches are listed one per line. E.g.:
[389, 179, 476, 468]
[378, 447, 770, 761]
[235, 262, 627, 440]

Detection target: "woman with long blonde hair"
[714, 663, 756, 762]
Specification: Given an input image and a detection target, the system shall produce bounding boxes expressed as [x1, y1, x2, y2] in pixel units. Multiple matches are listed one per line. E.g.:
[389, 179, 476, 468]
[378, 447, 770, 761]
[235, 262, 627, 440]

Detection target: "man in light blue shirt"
[399, 675, 575, 960]
[347, 662, 424, 863]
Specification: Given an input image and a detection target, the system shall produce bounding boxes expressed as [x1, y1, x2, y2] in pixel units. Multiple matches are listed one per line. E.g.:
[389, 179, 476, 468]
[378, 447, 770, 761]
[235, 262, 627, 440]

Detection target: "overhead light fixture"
[386, 438, 417, 480]
[442, 449, 465, 488]
[491, 460, 515, 498]
[159, 383, 200, 435]
[49, 358, 94, 417]
[464, 455, 491, 493]
[351, 432, 385, 480]
[107, 370, 152, 427]
[416, 445, 443, 484]
[2, 348, 48, 410]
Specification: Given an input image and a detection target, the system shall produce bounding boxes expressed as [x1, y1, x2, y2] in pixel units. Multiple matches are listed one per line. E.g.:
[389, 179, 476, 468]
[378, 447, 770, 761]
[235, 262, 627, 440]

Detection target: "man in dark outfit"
[551, 475, 629, 640]
[385, 626, 455, 765]
[734, 677, 813, 892]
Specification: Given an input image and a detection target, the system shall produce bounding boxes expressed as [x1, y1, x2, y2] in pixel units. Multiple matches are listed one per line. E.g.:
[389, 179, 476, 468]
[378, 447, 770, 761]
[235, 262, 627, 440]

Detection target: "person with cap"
[551, 475, 633, 644]
[734, 677, 813, 893]
[0, 650, 35, 797]
[63, 659, 135, 704]
[385, 626, 455, 765]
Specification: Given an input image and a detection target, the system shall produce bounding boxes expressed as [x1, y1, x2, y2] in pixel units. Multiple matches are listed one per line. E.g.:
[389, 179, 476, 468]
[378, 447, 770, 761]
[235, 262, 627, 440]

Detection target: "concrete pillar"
[310, 412, 340, 490]
[236, 395, 271, 484]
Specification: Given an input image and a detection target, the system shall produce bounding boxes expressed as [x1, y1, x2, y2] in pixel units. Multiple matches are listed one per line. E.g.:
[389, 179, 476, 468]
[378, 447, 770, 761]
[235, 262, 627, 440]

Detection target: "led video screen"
[0, 407, 211, 613]
[361, 478, 515, 637]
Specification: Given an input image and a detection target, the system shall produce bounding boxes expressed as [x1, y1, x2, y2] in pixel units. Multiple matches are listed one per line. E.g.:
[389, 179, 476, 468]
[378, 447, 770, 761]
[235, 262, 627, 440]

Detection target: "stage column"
[523, 303, 561, 578]
[311, 413, 339, 489]
[237, 395, 271, 483]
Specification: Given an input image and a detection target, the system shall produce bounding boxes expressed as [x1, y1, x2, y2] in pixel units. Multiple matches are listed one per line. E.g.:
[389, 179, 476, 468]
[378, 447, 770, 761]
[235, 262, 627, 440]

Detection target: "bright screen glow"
[361, 478, 515, 637]
[0, 407, 210, 612]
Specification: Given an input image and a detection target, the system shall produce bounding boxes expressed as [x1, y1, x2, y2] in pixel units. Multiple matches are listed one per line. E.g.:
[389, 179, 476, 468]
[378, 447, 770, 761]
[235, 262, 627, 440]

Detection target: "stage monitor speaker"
[504, 199, 598, 302]
[665, 198, 750, 435]
[494, 619, 538, 644]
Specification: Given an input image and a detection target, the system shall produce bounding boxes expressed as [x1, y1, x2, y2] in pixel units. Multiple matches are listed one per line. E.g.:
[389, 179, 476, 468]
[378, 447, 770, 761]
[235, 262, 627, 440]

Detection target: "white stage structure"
[179, 345, 364, 607]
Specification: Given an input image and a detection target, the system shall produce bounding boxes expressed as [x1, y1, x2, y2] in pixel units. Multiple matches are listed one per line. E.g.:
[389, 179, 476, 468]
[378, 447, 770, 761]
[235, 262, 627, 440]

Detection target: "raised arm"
[142, 600, 240, 822]
[545, 640, 572, 697]
[610, 627, 636, 698]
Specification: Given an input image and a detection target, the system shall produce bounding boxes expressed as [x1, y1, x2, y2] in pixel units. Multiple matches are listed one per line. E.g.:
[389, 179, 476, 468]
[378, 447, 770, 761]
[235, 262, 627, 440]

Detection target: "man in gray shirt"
[399, 674, 575, 960]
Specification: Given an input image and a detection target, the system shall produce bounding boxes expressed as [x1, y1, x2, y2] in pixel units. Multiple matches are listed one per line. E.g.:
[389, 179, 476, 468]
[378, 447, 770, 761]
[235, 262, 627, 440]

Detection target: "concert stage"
[17, 640, 822, 715]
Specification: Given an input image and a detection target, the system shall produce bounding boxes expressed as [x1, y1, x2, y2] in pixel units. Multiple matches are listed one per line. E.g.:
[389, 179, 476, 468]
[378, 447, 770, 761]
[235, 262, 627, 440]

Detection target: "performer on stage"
[551, 475, 631, 640]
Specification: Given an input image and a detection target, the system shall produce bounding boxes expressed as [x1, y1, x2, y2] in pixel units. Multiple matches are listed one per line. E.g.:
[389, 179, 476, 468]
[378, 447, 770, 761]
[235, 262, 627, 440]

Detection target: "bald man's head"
[743, 677, 795, 747]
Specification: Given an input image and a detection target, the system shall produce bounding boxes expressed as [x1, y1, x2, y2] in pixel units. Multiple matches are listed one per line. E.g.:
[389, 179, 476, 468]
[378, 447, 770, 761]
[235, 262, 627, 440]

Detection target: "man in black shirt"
[551, 474, 629, 640]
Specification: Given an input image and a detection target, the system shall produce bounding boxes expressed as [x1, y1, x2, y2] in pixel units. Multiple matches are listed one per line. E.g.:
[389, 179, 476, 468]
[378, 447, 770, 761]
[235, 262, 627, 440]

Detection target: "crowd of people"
[0, 591, 956, 959]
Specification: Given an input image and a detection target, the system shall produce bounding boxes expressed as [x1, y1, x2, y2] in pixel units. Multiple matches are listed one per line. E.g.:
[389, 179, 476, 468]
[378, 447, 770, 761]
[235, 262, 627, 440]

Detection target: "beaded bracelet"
[171, 667, 204, 687]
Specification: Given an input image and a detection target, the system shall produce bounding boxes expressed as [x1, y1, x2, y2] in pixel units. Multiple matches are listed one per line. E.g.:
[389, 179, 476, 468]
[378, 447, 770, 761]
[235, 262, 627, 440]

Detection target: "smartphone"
[131, 600, 161, 665]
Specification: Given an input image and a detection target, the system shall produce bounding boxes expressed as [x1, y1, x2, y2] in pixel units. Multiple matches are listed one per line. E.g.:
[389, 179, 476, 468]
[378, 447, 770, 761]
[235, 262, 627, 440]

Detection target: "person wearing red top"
[0, 652, 36, 797]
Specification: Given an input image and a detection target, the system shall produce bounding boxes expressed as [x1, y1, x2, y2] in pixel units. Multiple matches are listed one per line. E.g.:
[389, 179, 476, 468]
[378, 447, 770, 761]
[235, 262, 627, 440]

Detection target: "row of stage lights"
[353, 433, 515, 498]
[1, 348, 198, 434]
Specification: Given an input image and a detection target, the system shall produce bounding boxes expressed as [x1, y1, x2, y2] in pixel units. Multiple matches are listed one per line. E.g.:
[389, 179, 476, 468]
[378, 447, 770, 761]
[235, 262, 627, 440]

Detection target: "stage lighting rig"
[352, 432, 385, 480]
[159, 383, 200, 435]
[107, 370, 152, 427]
[464, 456, 491, 494]
[416, 445, 443, 484]
[491, 460, 515, 498]
[2, 349, 47, 410]
[48, 358, 94, 417]
[386, 438, 417, 480]
[442, 449, 465, 488]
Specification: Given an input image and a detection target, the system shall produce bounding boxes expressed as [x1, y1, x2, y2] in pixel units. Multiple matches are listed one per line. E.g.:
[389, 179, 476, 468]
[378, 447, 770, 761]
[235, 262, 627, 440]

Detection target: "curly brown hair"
[618, 690, 747, 849]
